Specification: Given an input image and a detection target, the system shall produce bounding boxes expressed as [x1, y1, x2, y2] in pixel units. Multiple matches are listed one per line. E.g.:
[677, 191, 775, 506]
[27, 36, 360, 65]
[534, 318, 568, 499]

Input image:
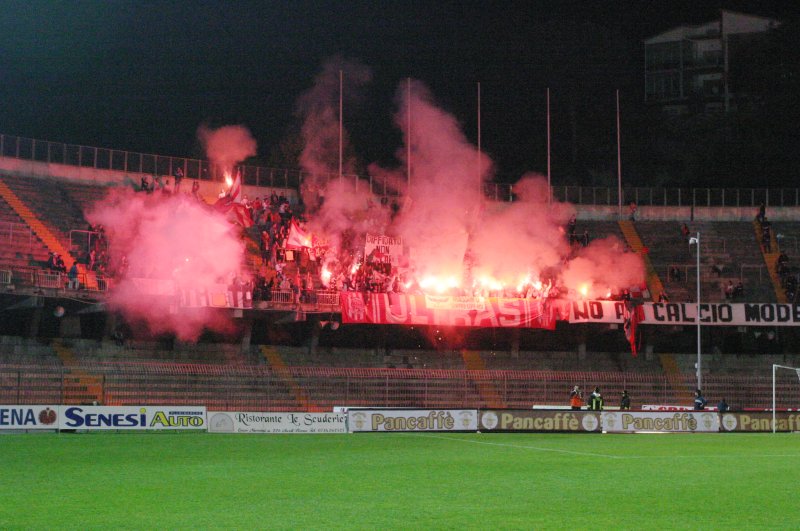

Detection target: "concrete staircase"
[0, 180, 72, 259]
[260, 345, 316, 410]
[618, 220, 662, 300]
[755, 220, 787, 303]
[51, 340, 104, 405]
[460, 350, 505, 408]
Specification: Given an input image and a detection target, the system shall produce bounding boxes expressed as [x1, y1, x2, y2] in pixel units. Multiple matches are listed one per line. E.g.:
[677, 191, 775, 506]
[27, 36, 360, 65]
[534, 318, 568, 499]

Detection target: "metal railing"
[0, 221, 33, 250]
[35, 270, 64, 289]
[4, 133, 800, 206]
[1, 364, 795, 410]
[0, 270, 10, 284]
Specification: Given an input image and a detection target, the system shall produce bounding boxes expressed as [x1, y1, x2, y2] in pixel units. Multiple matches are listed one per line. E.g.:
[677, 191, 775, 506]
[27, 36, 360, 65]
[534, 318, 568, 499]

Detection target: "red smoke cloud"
[197, 124, 257, 172]
[86, 190, 245, 340]
[306, 74, 645, 298]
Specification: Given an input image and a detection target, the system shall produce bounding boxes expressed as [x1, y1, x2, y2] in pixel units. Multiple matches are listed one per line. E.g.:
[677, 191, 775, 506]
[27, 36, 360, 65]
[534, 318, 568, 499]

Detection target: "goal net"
[772, 364, 800, 433]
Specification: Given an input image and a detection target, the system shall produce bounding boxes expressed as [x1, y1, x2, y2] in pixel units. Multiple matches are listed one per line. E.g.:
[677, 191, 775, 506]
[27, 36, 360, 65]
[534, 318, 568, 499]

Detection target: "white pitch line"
[409, 433, 624, 459]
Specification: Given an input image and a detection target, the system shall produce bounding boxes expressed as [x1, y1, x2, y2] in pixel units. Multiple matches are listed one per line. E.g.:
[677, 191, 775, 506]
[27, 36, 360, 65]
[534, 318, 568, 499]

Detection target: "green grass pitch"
[1, 432, 798, 529]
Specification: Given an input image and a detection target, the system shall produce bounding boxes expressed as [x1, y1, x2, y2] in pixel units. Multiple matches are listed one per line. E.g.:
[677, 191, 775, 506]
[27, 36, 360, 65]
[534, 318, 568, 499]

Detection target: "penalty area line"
[407, 433, 624, 459]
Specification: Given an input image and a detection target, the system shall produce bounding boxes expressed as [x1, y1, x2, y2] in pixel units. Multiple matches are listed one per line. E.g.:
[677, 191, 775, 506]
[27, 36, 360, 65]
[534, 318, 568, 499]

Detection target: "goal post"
[772, 364, 800, 434]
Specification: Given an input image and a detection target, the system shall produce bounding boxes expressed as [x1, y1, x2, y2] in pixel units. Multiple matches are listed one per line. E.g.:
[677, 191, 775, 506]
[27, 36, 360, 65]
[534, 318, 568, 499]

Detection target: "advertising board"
[0, 405, 60, 430]
[348, 409, 477, 432]
[59, 406, 206, 430]
[479, 410, 601, 432]
[207, 411, 348, 434]
[720, 412, 800, 432]
[600, 411, 719, 433]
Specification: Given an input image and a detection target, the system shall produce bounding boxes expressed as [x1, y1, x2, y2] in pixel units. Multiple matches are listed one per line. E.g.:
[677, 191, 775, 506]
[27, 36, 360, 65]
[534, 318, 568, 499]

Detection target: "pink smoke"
[371, 80, 494, 280]
[197, 124, 257, 172]
[86, 190, 245, 340]
[296, 56, 372, 211]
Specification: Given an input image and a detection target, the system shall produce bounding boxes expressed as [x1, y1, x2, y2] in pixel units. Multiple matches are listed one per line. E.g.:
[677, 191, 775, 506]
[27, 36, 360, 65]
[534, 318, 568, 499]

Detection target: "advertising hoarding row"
[2, 406, 798, 433]
[0, 405, 207, 430]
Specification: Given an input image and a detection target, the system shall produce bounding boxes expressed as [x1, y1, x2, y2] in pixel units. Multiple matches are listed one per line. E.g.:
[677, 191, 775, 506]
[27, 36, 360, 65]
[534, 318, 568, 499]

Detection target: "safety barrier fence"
[1, 362, 797, 411]
[0, 221, 33, 249]
[29, 270, 108, 292]
[3, 133, 800, 206]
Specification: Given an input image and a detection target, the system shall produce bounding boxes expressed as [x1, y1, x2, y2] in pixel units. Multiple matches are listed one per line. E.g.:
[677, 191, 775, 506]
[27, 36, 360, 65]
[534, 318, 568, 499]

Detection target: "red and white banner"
[340, 292, 555, 328]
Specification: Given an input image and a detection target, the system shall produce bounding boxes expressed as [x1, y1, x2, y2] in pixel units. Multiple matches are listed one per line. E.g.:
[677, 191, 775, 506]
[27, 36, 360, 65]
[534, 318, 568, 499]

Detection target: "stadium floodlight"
[689, 233, 701, 390]
[772, 364, 800, 433]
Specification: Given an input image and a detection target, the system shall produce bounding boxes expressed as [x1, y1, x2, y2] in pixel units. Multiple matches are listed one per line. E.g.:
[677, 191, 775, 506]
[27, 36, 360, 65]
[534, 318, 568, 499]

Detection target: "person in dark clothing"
[694, 389, 707, 410]
[620, 390, 631, 410]
[589, 387, 604, 411]
[717, 398, 729, 413]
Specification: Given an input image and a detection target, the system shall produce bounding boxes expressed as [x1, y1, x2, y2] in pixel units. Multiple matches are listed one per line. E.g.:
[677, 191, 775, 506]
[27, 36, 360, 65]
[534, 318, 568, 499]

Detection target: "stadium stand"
[3, 138, 800, 413]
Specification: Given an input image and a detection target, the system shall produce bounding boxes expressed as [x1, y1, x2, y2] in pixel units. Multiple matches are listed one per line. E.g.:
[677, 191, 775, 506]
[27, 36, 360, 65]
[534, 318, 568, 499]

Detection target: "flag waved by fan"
[214, 169, 253, 227]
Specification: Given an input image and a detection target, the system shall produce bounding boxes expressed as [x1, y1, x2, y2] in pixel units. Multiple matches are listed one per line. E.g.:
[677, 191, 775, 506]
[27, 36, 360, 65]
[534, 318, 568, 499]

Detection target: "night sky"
[0, 0, 794, 184]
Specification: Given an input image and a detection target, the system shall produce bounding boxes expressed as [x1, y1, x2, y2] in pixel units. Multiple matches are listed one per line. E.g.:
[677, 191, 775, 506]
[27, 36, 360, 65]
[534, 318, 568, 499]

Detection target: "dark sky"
[0, 0, 793, 181]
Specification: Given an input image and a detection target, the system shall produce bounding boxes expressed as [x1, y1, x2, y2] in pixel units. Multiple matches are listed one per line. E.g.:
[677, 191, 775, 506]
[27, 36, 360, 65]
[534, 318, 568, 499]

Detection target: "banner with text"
[565, 301, 800, 327]
[0, 405, 60, 430]
[58, 406, 206, 431]
[365, 234, 404, 266]
[479, 410, 601, 432]
[720, 412, 800, 432]
[340, 293, 555, 328]
[207, 411, 347, 434]
[348, 409, 478, 432]
[600, 411, 719, 433]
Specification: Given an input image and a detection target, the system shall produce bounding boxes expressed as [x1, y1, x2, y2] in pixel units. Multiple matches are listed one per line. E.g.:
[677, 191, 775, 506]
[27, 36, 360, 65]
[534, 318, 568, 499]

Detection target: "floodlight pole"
[772, 363, 776, 434]
[691, 232, 702, 391]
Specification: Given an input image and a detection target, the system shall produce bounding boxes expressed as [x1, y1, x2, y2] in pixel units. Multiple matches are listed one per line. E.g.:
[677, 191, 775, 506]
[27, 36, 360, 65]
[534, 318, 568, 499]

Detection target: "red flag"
[623, 301, 644, 357]
[286, 220, 312, 249]
[213, 170, 252, 227]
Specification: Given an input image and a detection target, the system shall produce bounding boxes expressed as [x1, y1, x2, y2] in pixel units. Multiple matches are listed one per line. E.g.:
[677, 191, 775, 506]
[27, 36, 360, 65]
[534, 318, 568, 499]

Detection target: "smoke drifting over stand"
[197, 124, 257, 172]
[295, 64, 644, 297]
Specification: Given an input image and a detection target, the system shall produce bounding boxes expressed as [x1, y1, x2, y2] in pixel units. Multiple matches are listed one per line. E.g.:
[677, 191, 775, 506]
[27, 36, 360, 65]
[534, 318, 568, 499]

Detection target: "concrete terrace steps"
[0, 179, 73, 260]
[618, 220, 663, 300]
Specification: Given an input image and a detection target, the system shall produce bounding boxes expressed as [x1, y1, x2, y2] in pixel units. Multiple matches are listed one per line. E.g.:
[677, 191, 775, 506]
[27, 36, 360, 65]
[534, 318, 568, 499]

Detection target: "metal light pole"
[689, 233, 702, 390]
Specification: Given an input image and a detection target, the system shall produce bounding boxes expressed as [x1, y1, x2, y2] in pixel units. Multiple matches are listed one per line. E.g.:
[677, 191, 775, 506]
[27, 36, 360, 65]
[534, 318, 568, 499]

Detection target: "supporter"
[173, 166, 184, 193]
[588, 387, 603, 411]
[581, 230, 590, 247]
[693, 389, 707, 410]
[569, 385, 583, 410]
[725, 280, 734, 300]
[67, 261, 80, 290]
[55, 253, 67, 273]
[717, 398, 729, 413]
[733, 281, 744, 300]
[658, 291, 669, 303]
[567, 214, 576, 242]
[681, 223, 690, 242]
[191, 180, 200, 200]
[756, 202, 766, 224]
[669, 265, 683, 282]
[140, 175, 150, 192]
[710, 258, 723, 277]
[629, 201, 637, 221]
[46, 252, 58, 271]
[620, 390, 631, 410]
